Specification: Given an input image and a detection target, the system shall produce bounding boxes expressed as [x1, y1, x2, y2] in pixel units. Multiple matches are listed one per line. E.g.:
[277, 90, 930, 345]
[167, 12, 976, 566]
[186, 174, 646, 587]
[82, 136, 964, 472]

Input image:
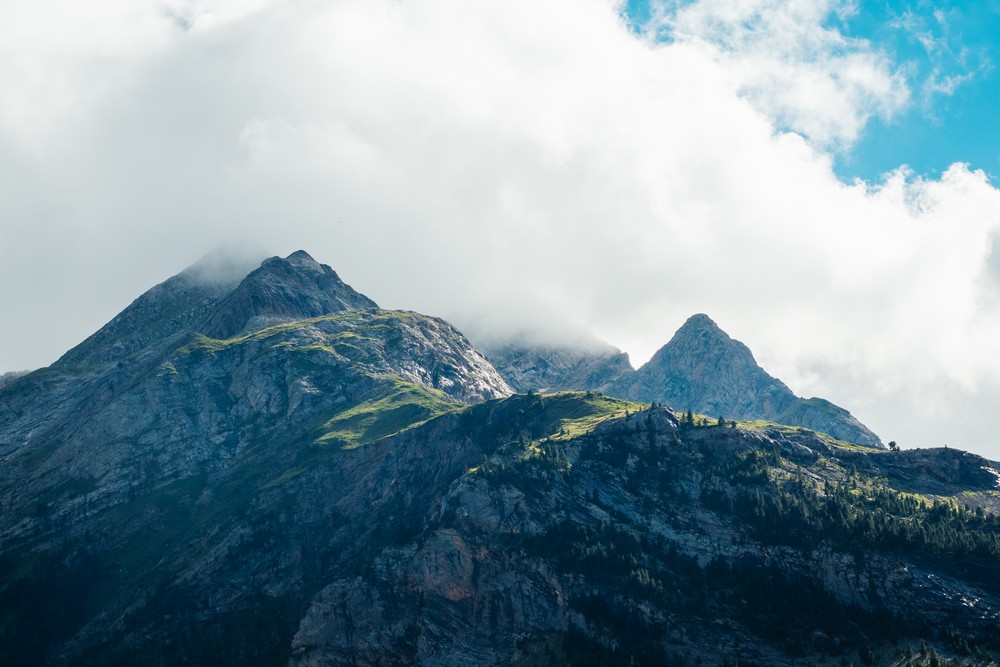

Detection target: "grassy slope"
[315, 377, 458, 449]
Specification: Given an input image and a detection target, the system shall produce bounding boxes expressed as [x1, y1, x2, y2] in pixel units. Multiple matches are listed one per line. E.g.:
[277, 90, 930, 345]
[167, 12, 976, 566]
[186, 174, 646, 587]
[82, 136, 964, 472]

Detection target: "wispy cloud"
[639, 0, 909, 149]
[887, 4, 989, 111]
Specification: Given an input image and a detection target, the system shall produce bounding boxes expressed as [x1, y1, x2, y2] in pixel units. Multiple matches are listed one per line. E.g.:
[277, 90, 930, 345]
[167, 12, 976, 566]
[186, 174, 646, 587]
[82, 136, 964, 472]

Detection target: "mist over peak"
[181, 245, 269, 286]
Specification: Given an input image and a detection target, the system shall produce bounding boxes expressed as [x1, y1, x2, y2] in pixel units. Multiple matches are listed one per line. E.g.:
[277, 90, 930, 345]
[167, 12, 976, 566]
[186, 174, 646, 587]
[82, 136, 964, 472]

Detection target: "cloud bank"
[2, 0, 1000, 456]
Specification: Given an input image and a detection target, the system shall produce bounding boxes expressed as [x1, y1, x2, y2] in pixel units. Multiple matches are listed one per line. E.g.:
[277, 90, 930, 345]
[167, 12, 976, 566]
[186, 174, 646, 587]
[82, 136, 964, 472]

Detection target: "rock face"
[607, 314, 882, 447]
[478, 336, 632, 393]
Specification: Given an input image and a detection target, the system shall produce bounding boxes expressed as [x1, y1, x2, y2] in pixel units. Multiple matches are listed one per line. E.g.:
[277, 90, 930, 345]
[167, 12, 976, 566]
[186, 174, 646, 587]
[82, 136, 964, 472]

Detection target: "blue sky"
[835, 0, 1000, 183]
[625, 0, 1000, 183]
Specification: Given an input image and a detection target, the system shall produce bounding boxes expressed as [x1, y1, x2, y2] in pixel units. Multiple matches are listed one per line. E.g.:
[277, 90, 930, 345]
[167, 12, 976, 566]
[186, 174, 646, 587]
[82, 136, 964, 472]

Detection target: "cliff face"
[607, 314, 882, 447]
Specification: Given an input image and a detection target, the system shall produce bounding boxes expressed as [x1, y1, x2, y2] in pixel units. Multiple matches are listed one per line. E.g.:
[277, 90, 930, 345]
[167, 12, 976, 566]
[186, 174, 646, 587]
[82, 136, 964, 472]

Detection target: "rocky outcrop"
[607, 314, 882, 447]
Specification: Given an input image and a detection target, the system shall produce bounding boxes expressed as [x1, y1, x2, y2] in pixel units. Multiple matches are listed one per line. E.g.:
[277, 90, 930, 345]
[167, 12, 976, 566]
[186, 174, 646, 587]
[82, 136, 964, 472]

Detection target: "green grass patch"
[535, 392, 647, 442]
[734, 418, 870, 451]
[177, 310, 429, 359]
[315, 379, 458, 449]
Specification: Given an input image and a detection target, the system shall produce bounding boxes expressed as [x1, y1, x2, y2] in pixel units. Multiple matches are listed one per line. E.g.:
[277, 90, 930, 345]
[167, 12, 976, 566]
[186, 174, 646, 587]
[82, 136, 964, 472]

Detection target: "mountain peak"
[636, 314, 759, 387]
[670, 313, 736, 347]
[201, 252, 377, 339]
[286, 249, 319, 264]
[57, 251, 377, 365]
[271, 249, 325, 274]
[259, 250, 325, 276]
[607, 314, 882, 447]
[620, 313, 794, 419]
[678, 312, 720, 331]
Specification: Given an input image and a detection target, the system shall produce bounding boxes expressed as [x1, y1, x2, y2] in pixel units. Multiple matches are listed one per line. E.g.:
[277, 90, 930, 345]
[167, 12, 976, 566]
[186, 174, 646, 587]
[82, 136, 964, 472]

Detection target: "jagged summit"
[677, 312, 718, 330]
[662, 313, 761, 367]
[607, 314, 882, 447]
[287, 248, 317, 262]
[57, 250, 377, 366]
[609, 313, 797, 421]
[201, 250, 377, 339]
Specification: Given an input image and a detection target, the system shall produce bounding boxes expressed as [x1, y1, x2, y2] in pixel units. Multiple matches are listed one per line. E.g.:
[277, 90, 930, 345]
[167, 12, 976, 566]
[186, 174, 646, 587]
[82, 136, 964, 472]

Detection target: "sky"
[2, 0, 1000, 458]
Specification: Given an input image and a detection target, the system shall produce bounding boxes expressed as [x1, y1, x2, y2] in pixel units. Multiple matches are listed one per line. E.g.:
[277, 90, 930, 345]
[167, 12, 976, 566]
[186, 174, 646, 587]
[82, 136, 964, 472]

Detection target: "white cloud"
[643, 0, 910, 149]
[1, 0, 1000, 457]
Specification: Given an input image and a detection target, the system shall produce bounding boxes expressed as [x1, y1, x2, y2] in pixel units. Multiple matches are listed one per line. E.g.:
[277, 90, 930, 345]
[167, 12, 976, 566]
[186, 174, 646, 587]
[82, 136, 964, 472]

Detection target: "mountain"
[201, 250, 377, 339]
[56, 249, 374, 367]
[2, 252, 998, 666]
[607, 314, 882, 447]
[477, 334, 632, 393]
[0, 250, 514, 666]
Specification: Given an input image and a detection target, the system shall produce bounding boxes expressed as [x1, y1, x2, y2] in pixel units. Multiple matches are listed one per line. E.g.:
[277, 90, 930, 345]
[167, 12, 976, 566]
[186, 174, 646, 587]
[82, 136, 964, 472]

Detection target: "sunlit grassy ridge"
[178, 310, 414, 356]
[539, 392, 647, 441]
[315, 378, 458, 449]
[733, 418, 875, 451]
